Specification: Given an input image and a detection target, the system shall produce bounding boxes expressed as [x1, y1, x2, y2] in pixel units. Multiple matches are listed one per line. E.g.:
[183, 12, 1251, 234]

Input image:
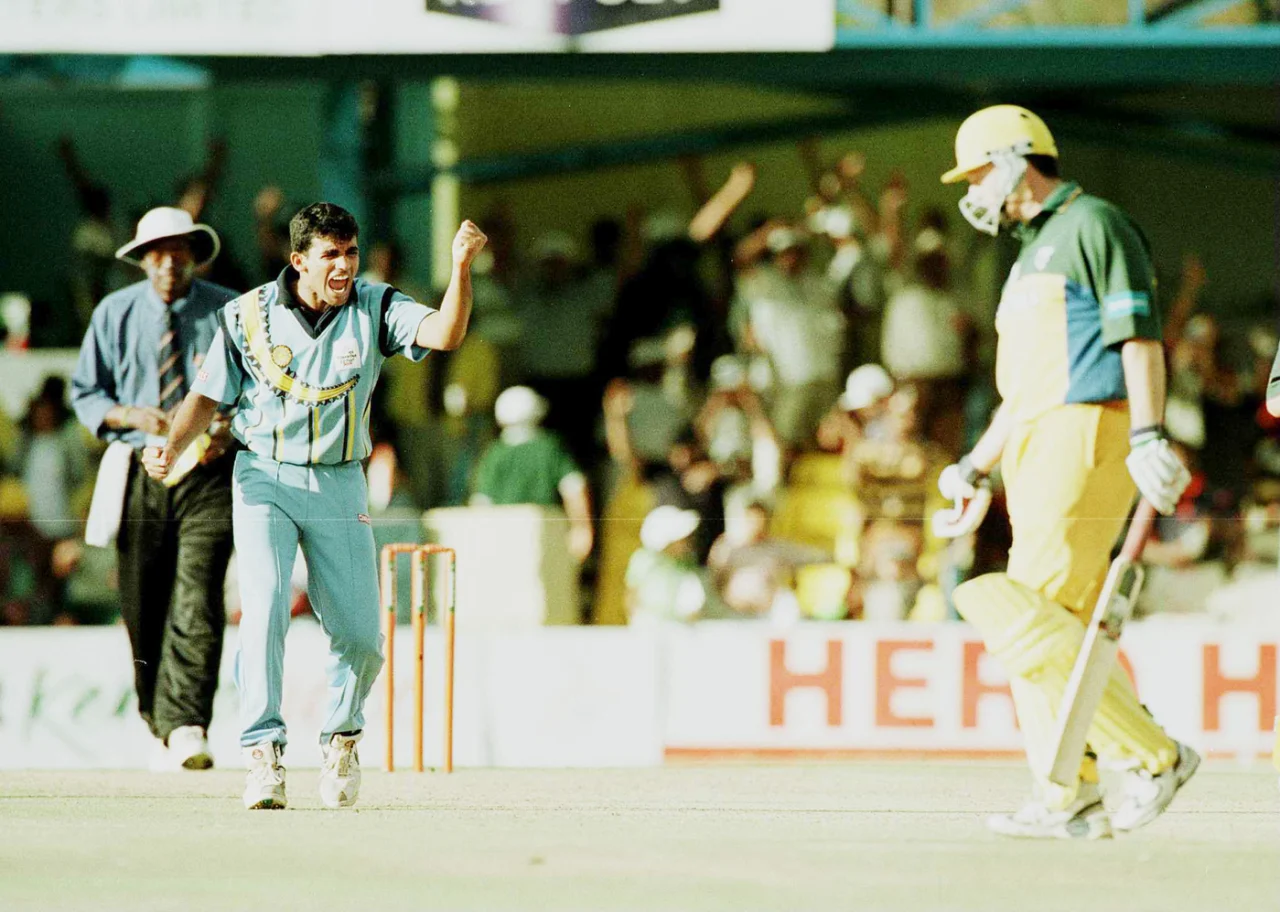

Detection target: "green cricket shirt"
[996, 181, 1162, 422]
[472, 429, 579, 506]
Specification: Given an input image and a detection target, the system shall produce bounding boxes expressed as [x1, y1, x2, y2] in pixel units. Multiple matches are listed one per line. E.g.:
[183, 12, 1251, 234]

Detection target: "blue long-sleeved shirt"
[72, 278, 238, 449]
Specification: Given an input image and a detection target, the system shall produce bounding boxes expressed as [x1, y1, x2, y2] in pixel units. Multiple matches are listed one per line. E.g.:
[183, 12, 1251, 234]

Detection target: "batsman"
[936, 105, 1198, 839]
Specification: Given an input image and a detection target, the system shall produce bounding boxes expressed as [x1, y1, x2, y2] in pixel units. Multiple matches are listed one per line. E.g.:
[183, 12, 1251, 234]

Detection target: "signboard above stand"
[1, 0, 836, 54]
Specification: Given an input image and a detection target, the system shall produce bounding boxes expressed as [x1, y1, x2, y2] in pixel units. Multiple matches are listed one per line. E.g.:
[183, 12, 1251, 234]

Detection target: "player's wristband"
[956, 455, 988, 487]
[1129, 424, 1167, 443]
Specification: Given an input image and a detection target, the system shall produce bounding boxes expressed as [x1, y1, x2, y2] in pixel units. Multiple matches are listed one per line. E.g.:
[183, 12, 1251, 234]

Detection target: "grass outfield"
[3, 763, 1278, 911]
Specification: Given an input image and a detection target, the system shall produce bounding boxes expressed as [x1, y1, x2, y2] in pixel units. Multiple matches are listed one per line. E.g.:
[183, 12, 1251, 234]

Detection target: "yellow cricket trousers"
[954, 404, 1176, 800]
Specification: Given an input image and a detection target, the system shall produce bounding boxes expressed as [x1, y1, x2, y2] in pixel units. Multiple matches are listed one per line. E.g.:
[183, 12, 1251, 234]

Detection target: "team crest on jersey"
[336, 339, 360, 369]
[1034, 246, 1055, 271]
[238, 288, 359, 405]
[270, 345, 293, 368]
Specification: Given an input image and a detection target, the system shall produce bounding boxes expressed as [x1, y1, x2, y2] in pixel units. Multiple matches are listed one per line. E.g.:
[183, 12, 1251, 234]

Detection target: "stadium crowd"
[1, 141, 1277, 627]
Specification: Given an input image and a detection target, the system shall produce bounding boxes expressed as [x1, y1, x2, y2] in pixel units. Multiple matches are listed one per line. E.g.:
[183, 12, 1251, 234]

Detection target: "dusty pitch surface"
[3, 763, 1278, 911]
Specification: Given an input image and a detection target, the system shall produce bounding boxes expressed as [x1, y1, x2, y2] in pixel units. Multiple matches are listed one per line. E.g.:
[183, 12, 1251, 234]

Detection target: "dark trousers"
[116, 454, 234, 742]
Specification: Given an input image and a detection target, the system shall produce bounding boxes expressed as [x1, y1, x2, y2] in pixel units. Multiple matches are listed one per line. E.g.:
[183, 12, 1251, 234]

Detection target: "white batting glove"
[938, 455, 986, 502]
[933, 456, 992, 538]
[1126, 427, 1191, 515]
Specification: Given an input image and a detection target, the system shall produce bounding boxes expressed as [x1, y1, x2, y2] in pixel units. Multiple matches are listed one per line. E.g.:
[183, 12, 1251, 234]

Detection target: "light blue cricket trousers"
[231, 449, 383, 750]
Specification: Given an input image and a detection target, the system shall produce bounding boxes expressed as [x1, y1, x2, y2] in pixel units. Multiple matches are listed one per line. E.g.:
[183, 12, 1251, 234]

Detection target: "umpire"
[73, 207, 238, 770]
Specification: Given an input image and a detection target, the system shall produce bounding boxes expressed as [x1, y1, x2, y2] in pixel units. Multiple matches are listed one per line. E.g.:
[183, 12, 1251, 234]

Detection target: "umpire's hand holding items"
[1126, 426, 1191, 515]
[142, 445, 172, 482]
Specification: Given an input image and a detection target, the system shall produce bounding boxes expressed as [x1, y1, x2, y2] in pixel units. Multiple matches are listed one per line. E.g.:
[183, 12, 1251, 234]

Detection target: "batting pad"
[955, 573, 1177, 794]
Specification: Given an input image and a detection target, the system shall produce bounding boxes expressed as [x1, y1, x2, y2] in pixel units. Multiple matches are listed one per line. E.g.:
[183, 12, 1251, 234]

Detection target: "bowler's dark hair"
[290, 202, 359, 254]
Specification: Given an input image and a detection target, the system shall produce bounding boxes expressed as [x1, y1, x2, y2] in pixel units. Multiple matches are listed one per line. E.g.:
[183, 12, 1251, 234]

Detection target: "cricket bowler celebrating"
[144, 203, 486, 810]
[937, 106, 1197, 839]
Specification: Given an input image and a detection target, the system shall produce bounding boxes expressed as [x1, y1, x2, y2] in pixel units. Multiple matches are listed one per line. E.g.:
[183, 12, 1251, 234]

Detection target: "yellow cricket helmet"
[941, 105, 1058, 184]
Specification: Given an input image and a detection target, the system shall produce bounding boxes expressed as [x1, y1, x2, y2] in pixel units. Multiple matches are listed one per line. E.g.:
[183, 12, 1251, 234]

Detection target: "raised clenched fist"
[452, 220, 488, 269]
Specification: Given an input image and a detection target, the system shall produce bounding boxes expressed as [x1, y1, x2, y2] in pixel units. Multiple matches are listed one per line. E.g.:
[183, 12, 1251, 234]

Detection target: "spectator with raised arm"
[57, 136, 122, 342]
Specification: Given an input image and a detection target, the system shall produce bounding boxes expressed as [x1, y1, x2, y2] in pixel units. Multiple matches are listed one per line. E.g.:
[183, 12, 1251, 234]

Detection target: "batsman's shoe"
[168, 725, 213, 770]
[243, 742, 287, 810]
[319, 732, 362, 809]
[986, 781, 1113, 840]
[1111, 741, 1200, 833]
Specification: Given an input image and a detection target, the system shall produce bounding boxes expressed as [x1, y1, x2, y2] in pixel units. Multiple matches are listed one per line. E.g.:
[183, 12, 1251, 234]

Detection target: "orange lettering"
[769, 639, 842, 727]
[961, 640, 1012, 729]
[1203, 644, 1277, 732]
[876, 640, 934, 728]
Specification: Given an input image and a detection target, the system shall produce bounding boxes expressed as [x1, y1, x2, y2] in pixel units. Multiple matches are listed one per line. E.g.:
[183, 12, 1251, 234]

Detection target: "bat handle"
[1121, 499, 1159, 561]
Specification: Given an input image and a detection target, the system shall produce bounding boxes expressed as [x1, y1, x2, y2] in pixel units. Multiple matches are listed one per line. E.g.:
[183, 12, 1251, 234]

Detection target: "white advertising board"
[0, 0, 317, 56]
[1, 618, 1276, 769]
[0, 0, 835, 54]
[0, 349, 81, 419]
[0, 623, 662, 769]
[662, 618, 1280, 762]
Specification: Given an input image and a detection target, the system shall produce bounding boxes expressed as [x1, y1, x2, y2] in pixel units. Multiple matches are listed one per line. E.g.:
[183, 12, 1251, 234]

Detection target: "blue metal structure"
[837, 0, 1280, 43]
[2, 0, 1276, 201]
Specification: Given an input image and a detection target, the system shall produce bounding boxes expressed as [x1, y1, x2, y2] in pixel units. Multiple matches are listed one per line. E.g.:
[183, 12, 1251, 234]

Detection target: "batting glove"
[933, 455, 992, 538]
[938, 455, 988, 502]
[1126, 426, 1191, 515]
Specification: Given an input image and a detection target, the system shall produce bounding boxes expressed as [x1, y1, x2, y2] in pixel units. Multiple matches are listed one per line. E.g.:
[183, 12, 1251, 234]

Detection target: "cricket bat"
[1046, 499, 1158, 787]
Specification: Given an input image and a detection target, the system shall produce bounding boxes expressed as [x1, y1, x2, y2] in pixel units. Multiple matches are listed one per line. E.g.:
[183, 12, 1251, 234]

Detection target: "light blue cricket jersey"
[192, 268, 434, 465]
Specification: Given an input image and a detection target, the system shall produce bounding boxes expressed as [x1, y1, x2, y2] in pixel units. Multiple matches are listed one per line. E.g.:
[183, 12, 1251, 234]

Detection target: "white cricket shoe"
[1111, 741, 1200, 833]
[986, 781, 1113, 840]
[243, 742, 287, 810]
[319, 732, 362, 809]
[168, 726, 214, 770]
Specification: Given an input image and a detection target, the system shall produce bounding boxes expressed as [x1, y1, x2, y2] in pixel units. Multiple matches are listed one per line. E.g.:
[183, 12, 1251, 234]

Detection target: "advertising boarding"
[0, 0, 836, 54]
[1, 620, 1276, 769]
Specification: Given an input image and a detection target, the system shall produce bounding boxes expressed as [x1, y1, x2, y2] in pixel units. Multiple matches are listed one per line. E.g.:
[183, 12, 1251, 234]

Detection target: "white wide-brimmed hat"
[839, 363, 894, 411]
[494, 385, 548, 428]
[640, 505, 700, 552]
[116, 207, 221, 267]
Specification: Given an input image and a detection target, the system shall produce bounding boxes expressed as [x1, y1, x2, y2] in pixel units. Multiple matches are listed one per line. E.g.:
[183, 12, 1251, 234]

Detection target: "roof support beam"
[1149, 0, 1254, 26]
[371, 93, 1280, 199]
[372, 104, 956, 195]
